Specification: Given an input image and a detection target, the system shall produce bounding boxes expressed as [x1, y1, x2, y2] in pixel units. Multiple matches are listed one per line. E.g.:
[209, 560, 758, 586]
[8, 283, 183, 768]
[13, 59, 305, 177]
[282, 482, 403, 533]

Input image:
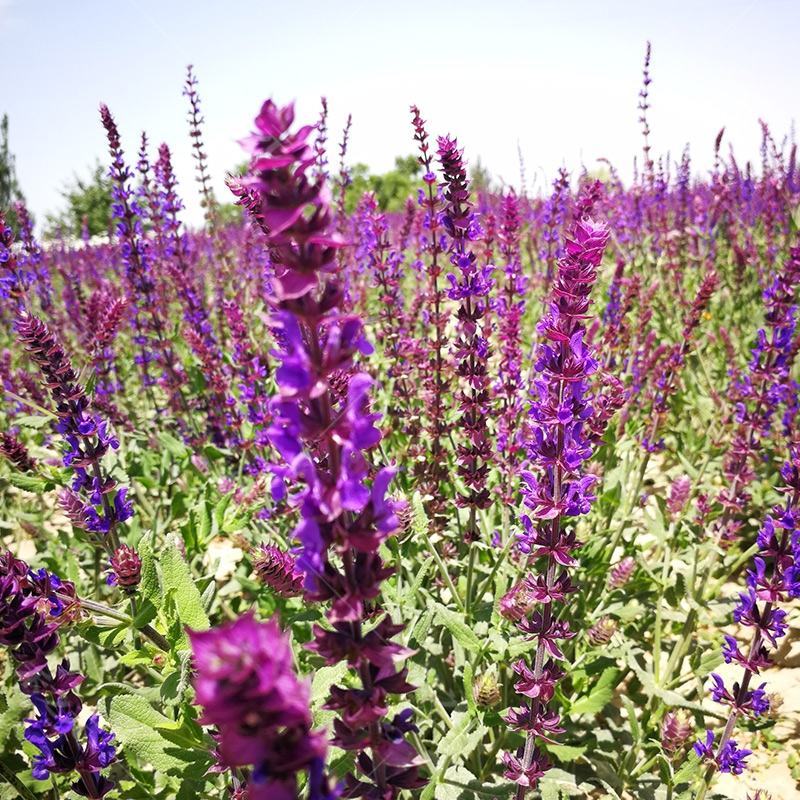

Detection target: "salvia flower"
[693, 442, 800, 783]
[409, 105, 450, 522]
[1, 552, 116, 797]
[15, 312, 133, 538]
[237, 98, 423, 798]
[495, 190, 528, 498]
[0, 430, 37, 471]
[438, 135, 493, 532]
[505, 214, 610, 796]
[189, 612, 334, 800]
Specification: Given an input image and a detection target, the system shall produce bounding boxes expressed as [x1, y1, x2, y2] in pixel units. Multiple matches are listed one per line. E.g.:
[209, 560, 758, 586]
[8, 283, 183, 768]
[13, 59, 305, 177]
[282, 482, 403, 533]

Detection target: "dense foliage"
[1, 54, 799, 800]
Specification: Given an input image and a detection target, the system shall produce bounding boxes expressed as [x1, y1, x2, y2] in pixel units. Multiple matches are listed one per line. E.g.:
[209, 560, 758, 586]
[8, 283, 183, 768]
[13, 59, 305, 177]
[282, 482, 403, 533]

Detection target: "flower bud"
[110, 545, 142, 591]
[587, 617, 617, 646]
[499, 581, 534, 623]
[473, 671, 501, 708]
[608, 556, 635, 589]
[661, 710, 693, 753]
[253, 544, 304, 598]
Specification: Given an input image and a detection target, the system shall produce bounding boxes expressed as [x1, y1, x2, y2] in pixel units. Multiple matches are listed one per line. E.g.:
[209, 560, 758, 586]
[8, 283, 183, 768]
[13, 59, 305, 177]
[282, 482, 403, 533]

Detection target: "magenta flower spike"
[505, 212, 610, 796]
[233, 98, 424, 798]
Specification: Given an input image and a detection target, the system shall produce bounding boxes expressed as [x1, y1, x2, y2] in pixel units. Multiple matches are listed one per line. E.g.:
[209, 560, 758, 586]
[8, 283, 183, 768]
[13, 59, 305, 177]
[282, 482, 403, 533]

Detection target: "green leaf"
[138, 534, 161, 607]
[546, 743, 587, 761]
[109, 695, 199, 774]
[310, 663, 349, 710]
[133, 599, 158, 628]
[570, 667, 619, 716]
[401, 555, 433, 608]
[437, 764, 479, 799]
[157, 431, 189, 460]
[13, 414, 50, 429]
[119, 649, 157, 667]
[409, 607, 434, 644]
[434, 603, 481, 654]
[7, 473, 47, 492]
[436, 711, 485, 761]
[0, 685, 28, 743]
[672, 749, 701, 785]
[540, 768, 591, 797]
[160, 536, 210, 635]
[410, 492, 429, 540]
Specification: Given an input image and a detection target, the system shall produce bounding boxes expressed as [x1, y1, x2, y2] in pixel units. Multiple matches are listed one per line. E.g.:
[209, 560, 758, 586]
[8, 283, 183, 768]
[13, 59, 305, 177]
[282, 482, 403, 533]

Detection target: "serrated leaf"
[437, 764, 479, 800]
[109, 695, 195, 774]
[410, 607, 434, 644]
[7, 473, 47, 492]
[13, 414, 50, 429]
[0, 685, 28, 743]
[436, 711, 485, 761]
[401, 555, 433, 608]
[434, 603, 481, 653]
[160, 537, 209, 635]
[570, 667, 619, 716]
[138, 535, 161, 607]
[673, 749, 701, 785]
[156, 431, 189, 460]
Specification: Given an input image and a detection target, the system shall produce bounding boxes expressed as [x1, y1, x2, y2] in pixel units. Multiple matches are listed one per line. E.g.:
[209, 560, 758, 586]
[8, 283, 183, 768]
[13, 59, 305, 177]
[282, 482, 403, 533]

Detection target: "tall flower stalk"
[100, 103, 188, 419]
[238, 98, 424, 798]
[438, 136, 494, 544]
[496, 190, 527, 500]
[504, 216, 609, 797]
[15, 312, 132, 546]
[410, 106, 450, 521]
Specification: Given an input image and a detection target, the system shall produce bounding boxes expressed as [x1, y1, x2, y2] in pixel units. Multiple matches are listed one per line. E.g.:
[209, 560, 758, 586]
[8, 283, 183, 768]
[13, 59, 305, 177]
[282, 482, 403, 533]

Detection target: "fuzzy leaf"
[109, 695, 197, 774]
[160, 536, 210, 634]
[570, 667, 619, 716]
[434, 603, 481, 653]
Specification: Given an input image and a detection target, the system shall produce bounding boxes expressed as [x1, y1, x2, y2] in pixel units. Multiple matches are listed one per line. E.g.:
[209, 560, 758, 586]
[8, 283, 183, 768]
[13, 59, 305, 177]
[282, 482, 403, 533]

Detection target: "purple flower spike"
[233, 98, 423, 798]
[505, 206, 610, 797]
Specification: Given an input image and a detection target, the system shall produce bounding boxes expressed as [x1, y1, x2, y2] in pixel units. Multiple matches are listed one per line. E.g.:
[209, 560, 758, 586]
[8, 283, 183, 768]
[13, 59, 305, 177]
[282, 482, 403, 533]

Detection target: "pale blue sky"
[1, 0, 796, 227]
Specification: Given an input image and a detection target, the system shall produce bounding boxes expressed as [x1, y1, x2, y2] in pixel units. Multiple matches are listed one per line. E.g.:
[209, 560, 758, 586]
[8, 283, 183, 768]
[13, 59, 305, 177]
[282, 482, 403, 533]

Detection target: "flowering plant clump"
[2, 45, 800, 800]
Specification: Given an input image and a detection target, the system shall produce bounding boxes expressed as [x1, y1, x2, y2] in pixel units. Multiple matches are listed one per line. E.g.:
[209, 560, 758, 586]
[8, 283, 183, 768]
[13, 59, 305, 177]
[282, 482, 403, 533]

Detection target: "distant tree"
[0, 114, 26, 232]
[470, 157, 495, 194]
[44, 163, 112, 239]
[344, 155, 421, 213]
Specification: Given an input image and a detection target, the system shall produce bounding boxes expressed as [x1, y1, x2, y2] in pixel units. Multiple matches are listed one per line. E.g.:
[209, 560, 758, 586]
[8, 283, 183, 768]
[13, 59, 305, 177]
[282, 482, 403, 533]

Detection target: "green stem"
[416, 516, 466, 613]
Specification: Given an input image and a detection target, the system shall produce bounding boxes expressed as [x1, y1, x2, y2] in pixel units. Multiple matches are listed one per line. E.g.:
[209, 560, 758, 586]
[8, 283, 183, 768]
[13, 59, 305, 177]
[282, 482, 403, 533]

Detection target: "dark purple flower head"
[253, 544, 305, 598]
[190, 612, 330, 797]
[109, 545, 142, 591]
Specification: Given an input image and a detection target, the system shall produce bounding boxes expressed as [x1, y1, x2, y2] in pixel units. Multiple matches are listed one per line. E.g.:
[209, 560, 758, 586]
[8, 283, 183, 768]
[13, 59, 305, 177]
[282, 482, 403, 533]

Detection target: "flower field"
[1, 54, 799, 800]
